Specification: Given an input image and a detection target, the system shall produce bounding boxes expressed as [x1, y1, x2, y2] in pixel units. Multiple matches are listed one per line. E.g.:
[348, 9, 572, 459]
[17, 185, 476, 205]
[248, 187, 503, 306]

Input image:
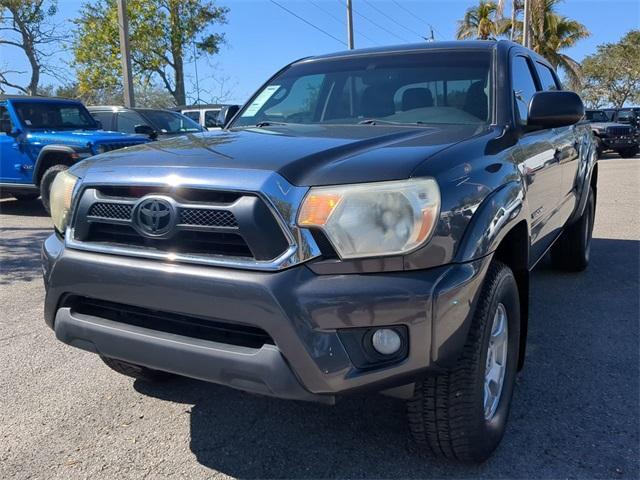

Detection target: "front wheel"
[12, 192, 40, 202]
[39, 164, 69, 214]
[407, 261, 520, 462]
[617, 146, 639, 158]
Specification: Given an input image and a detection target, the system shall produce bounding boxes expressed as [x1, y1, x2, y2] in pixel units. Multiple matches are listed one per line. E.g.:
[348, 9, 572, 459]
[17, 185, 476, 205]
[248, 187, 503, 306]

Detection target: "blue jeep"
[0, 95, 149, 211]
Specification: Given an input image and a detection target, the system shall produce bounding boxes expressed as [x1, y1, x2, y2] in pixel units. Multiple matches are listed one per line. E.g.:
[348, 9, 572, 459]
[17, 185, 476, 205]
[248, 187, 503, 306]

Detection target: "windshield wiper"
[254, 121, 289, 127]
[357, 119, 430, 126]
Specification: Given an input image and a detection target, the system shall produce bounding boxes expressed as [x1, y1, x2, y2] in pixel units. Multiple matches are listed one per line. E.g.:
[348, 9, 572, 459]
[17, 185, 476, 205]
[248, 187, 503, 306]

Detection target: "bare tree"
[0, 0, 65, 95]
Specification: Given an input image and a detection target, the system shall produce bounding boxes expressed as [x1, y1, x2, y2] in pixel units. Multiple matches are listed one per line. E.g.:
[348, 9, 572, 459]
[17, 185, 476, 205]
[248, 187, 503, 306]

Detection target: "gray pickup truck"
[42, 40, 596, 462]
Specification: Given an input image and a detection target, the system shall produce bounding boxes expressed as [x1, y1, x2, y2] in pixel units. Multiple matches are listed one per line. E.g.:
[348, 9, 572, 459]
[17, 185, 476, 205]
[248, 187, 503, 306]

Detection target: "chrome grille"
[69, 186, 291, 266]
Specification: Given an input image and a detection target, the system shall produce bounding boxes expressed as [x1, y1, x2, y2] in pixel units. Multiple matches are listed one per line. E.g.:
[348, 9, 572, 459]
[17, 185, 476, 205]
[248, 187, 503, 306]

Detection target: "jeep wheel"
[39, 164, 69, 214]
[12, 192, 40, 202]
[618, 146, 639, 158]
[100, 356, 176, 382]
[595, 138, 604, 158]
[551, 186, 595, 272]
[407, 261, 520, 463]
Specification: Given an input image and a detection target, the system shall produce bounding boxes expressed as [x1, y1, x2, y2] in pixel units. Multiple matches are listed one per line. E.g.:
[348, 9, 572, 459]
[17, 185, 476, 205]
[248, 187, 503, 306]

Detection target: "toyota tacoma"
[42, 41, 597, 462]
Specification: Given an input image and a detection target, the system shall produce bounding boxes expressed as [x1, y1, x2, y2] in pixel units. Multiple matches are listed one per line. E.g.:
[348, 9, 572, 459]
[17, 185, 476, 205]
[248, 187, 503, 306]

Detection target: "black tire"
[407, 261, 520, 463]
[12, 192, 40, 201]
[100, 356, 175, 382]
[618, 146, 639, 158]
[39, 164, 69, 214]
[595, 138, 604, 158]
[551, 186, 595, 272]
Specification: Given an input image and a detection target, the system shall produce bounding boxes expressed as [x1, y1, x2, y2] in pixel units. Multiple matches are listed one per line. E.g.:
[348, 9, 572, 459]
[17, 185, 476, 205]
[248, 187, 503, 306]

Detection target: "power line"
[339, 0, 411, 43]
[390, 0, 444, 40]
[268, 0, 347, 47]
[308, 0, 380, 46]
[362, 0, 424, 40]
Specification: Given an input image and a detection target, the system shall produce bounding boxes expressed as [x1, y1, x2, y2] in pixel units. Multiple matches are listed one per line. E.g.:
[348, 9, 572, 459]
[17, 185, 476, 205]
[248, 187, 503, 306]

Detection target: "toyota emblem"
[134, 197, 175, 237]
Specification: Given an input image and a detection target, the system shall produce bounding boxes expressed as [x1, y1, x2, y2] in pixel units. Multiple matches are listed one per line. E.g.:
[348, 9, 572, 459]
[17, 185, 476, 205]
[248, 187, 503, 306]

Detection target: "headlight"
[298, 178, 440, 259]
[49, 170, 79, 233]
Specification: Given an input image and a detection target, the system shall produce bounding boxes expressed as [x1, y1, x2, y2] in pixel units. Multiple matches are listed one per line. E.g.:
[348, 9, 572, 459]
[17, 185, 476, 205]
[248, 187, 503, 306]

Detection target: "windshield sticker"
[242, 85, 280, 117]
[25, 119, 32, 125]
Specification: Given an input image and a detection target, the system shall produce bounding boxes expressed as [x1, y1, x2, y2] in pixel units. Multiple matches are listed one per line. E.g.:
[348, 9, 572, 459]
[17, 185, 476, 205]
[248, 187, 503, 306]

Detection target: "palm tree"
[456, 1, 502, 40]
[529, 0, 590, 85]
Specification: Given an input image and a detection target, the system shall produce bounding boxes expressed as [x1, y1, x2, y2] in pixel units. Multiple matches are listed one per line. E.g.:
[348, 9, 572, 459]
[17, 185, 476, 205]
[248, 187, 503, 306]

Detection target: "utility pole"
[522, 0, 531, 48]
[116, 0, 135, 107]
[346, 0, 354, 49]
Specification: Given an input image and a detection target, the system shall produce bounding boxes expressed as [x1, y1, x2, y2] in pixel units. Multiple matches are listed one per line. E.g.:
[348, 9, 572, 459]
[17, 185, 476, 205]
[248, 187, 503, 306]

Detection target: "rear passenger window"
[512, 56, 538, 125]
[90, 111, 113, 130]
[204, 110, 221, 127]
[535, 63, 560, 91]
[183, 111, 200, 123]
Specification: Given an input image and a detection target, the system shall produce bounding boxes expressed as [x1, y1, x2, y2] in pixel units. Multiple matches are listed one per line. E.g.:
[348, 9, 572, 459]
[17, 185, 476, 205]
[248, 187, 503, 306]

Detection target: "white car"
[178, 105, 227, 131]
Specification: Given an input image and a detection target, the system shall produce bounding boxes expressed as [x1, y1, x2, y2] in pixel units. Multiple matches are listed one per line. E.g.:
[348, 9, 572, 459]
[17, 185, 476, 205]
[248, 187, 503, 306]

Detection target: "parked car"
[584, 109, 638, 157]
[88, 106, 205, 139]
[0, 95, 149, 210]
[176, 104, 235, 130]
[42, 40, 597, 463]
[604, 108, 640, 143]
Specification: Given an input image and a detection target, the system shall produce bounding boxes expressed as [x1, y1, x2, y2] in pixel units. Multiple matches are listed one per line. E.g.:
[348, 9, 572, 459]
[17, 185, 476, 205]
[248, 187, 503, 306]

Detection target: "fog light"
[371, 328, 402, 355]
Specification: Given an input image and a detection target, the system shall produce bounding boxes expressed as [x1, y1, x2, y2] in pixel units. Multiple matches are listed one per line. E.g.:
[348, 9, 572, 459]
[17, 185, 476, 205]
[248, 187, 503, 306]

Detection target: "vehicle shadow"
[0, 227, 50, 284]
[0, 197, 47, 217]
[135, 237, 639, 479]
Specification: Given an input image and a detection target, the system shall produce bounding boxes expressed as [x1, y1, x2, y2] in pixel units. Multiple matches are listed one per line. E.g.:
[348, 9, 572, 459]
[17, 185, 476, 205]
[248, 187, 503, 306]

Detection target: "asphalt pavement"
[0, 155, 638, 479]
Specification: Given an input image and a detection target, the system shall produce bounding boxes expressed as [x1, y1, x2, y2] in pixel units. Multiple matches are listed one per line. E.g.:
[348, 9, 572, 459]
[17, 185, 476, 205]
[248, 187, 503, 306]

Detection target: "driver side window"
[512, 56, 538, 126]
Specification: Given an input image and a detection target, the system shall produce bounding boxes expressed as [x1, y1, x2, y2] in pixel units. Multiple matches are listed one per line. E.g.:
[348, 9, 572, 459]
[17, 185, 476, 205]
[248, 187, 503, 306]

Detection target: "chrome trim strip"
[65, 168, 321, 271]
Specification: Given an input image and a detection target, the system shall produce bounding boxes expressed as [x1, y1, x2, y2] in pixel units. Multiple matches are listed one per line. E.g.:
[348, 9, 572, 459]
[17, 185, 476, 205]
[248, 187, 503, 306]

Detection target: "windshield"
[585, 111, 609, 122]
[232, 51, 492, 128]
[617, 111, 635, 122]
[13, 101, 98, 130]
[139, 110, 203, 134]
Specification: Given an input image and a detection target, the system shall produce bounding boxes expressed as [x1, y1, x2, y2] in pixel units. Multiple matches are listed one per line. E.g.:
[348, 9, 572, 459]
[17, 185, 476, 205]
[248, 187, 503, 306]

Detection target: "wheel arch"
[452, 180, 531, 370]
[34, 146, 76, 185]
[491, 220, 529, 371]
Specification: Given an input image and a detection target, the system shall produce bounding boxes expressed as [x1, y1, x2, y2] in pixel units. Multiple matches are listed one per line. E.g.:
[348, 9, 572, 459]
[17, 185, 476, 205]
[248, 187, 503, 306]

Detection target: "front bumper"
[601, 137, 638, 149]
[43, 234, 490, 402]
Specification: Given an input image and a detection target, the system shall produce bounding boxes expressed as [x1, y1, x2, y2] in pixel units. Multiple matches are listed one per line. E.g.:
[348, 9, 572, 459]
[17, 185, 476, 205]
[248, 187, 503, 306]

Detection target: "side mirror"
[95, 120, 103, 130]
[134, 124, 158, 140]
[527, 91, 584, 129]
[217, 105, 241, 128]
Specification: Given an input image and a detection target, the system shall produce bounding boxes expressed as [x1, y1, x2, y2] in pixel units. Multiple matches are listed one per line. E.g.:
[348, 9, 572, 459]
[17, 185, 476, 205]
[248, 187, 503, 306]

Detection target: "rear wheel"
[39, 164, 68, 214]
[407, 261, 520, 463]
[100, 356, 176, 382]
[551, 186, 595, 271]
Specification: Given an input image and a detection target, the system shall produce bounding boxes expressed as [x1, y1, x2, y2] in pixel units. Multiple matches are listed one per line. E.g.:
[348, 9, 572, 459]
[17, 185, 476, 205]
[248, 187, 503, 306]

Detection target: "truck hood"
[72, 124, 491, 186]
[27, 129, 148, 147]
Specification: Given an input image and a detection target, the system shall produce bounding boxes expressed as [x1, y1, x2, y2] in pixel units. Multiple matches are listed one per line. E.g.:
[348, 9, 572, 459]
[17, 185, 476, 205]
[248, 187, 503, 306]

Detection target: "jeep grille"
[606, 126, 632, 137]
